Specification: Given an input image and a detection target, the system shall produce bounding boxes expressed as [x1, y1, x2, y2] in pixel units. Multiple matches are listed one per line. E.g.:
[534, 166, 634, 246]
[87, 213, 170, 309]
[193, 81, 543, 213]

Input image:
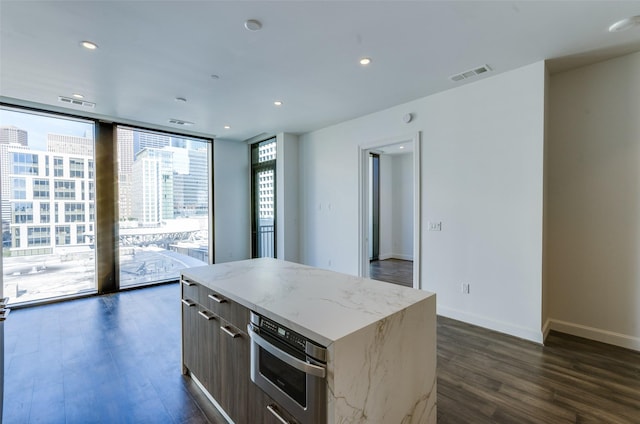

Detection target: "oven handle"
[248, 325, 326, 379]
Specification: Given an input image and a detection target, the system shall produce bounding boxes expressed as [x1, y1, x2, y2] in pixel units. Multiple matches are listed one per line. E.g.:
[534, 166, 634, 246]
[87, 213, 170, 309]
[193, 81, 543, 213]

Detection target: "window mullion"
[94, 122, 119, 294]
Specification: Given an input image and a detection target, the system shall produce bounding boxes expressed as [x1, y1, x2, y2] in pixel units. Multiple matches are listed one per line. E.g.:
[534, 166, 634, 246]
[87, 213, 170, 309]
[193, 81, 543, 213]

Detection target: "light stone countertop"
[181, 257, 434, 347]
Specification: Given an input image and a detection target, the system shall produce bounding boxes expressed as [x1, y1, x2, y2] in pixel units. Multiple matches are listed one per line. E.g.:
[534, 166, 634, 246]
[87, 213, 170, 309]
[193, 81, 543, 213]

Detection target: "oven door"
[248, 325, 326, 424]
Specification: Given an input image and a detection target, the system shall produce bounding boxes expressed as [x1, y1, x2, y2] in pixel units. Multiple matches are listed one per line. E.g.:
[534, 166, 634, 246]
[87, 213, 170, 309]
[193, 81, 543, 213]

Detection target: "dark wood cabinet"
[182, 276, 261, 424]
[200, 286, 250, 333]
[218, 319, 251, 423]
[196, 307, 220, 399]
[181, 297, 198, 375]
[181, 278, 200, 302]
[182, 296, 221, 398]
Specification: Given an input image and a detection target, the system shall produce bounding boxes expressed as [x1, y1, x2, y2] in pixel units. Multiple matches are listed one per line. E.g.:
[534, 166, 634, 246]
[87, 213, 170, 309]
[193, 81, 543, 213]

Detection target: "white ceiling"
[1, 1, 639, 142]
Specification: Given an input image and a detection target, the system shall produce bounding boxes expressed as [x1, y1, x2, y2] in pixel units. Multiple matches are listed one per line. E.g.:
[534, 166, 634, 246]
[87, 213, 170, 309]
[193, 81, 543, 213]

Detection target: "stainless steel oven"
[248, 312, 327, 424]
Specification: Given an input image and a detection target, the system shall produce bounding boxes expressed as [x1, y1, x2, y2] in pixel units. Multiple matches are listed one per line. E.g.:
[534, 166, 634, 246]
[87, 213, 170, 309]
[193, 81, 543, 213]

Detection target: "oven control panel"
[260, 316, 306, 351]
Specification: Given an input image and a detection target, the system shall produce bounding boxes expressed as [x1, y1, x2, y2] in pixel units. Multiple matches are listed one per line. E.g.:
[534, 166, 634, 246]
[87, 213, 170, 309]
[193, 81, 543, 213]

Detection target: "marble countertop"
[182, 258, 433, 347]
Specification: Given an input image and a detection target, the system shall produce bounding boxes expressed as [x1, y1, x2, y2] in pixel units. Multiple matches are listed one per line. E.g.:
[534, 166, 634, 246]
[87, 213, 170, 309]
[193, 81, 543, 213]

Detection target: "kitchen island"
[181, 258, 436, 424]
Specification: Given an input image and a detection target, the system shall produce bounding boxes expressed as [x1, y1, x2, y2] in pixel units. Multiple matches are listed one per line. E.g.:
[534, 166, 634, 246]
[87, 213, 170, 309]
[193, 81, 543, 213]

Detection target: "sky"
[0, 108, 209, 152]
[0, 108, 94, 151]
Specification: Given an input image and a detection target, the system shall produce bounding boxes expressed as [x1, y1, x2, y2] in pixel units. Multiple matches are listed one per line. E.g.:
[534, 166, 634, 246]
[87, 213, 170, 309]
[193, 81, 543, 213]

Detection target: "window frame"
[250, 138, 277, 259]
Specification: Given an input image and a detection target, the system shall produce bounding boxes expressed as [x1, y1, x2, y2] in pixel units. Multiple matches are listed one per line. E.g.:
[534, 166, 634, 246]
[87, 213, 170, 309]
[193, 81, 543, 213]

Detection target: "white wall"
[379, 154, 393, 259]
[276, 133, 300, 262]
[546, 52, 640, 350]
[299, 124, 361, 273]
[299, 61, 546, 342]
[378, 153, 413, 260]
[214, 139, 250, 263]
[392, 153, 413, 260]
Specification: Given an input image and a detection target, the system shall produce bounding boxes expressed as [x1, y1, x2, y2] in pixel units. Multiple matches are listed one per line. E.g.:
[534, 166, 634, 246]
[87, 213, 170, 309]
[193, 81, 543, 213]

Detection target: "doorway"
[359, 132, 421, 289]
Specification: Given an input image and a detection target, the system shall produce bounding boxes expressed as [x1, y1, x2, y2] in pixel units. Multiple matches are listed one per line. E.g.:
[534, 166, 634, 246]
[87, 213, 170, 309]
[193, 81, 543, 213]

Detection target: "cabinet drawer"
[181, 277, 199, 300]
[200, 286, 249, 332]
[252, 389, 300, 424]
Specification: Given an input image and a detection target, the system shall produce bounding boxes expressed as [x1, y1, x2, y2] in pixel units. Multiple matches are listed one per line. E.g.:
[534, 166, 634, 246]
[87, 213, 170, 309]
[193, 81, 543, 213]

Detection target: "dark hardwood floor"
[4, 283, 640, 423]
[3, 284, 227, 424]
[437, 317, 640, 424]
[369, 258, 413, 287]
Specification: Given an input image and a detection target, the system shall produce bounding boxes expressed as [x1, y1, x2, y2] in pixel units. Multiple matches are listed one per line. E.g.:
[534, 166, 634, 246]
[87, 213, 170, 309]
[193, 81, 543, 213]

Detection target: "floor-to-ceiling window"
[116, 127, 212, 287]
[251, 138, 276, 258]
[1, 106, 214, 305]
[1, 107, 96, 305]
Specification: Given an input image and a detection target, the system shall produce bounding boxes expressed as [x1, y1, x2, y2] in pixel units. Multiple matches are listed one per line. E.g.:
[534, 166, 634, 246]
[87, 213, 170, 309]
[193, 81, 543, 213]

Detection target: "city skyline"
[0, 108, 93, 150]
[2, 119, 211, 253]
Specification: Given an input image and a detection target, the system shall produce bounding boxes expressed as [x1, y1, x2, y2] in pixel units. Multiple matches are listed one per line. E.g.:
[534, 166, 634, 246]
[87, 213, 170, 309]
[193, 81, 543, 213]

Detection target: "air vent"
[168, 119, 194, 126]
[58, 96, 95, 108]
[449, 64, 492, 82]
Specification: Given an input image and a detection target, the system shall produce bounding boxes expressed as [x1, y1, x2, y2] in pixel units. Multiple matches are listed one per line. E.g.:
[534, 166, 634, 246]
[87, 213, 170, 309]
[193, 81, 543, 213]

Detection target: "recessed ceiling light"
[72, 93, 84, 99]
[609, 16, 640, 32]
[244, 19, 262, 31]
[81, 40, 98, 50]
[175, 97, 187, 103]
[274, 101, 283, 106]
[224, 125, 231, 130]
[359, 57, 372, 66]
[399, 146, 405, 149]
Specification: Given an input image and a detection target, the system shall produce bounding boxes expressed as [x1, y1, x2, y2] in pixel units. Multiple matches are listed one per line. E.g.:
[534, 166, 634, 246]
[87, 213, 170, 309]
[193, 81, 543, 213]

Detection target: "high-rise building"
[257, 140, 276, 219]
[258, 171, 274, 219]
[47, 133, 94, 156]
[133, 131, 171, 155]
[123, 129, 209, 225]
[6, 143, 95, 255]
[258, 141, 276, 162]
[1, 126, 29, 224]
[132, 148, 174, 226]
[0, 125, 28, 146]
[117, 128, 135, 220]
[173, 148, 208, 217]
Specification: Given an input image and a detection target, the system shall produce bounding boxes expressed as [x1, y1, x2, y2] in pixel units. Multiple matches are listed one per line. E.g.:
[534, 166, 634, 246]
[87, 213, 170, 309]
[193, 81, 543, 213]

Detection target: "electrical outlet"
[428, 221, 442, 231]
[462, 283, 470, 294]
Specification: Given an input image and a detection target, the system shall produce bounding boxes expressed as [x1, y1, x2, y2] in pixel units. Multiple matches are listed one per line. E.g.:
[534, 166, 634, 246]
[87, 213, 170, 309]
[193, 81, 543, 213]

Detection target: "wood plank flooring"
[4, 283, 640, 423]
[437, 317, 640, 423]
[3, 284, 227, 424]
[369, 258, 413, 287]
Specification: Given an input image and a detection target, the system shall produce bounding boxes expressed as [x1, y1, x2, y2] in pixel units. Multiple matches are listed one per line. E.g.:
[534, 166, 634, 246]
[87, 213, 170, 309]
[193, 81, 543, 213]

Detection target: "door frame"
[370, 152, 380, 261]
[358, 132, 421, 289]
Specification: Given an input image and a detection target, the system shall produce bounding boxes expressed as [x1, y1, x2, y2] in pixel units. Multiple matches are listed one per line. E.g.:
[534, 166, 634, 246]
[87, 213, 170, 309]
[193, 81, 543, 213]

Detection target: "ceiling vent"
[449, 64, 492, 82]
[168, 119, 194, 126]
[58, 96, 95, 108]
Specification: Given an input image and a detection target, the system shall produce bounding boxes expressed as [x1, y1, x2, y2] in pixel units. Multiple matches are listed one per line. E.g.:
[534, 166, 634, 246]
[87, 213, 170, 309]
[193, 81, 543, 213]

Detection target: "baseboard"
[547, 319, 640, 352]
[376, 253, 413, 261]
[391, 253, 413, 261]
[438, 306, 544, 344]
[542, 318, 553, 343]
